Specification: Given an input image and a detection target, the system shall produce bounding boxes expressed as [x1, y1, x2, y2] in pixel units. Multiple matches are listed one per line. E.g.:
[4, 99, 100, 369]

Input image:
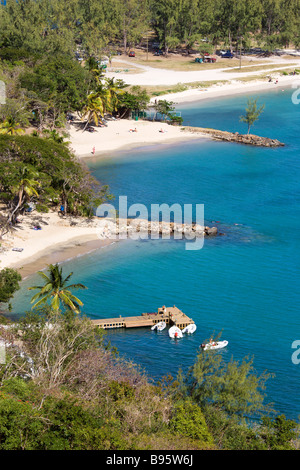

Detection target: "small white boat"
[151, 321, 166, 332]
[182, 323, 196, 334]
[168, 325, 183, 339]
[201, 340, 228, 351]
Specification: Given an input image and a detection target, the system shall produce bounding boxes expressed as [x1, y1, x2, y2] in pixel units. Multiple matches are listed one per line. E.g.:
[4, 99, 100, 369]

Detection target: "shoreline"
[1, 75, 294, 276]
[68, 119, 206, 158]
[69, 76, 296, 159]
[12, 236, 117, 280]
[0, 211, 116, 278]
[149, 75, 297, 105]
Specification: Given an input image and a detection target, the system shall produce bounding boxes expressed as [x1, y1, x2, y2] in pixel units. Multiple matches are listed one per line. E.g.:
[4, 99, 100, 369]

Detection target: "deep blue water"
[11, 85, 300, 420]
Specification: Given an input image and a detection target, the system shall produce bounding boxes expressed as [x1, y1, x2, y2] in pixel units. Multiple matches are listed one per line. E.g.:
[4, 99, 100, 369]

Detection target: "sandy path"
[106, 56, 300, 86]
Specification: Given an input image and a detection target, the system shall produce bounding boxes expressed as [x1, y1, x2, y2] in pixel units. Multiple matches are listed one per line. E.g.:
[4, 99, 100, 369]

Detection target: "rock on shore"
[182, 126, 284, 147]
[95, 218, 218, 239]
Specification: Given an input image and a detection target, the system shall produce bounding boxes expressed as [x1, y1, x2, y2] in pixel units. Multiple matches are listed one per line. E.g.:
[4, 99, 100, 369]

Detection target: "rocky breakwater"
[96, 218, 218, 240]
[182, 126, 285, 147]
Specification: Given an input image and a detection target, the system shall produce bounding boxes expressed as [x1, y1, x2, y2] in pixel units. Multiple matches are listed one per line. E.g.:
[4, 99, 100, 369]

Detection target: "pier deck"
[91, 305, 194, 330]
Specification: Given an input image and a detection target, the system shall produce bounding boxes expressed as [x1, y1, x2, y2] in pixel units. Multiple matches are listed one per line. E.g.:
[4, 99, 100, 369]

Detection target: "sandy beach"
[148, 75, 299, 104]
[1, 64, 299, 275]
[69, 119, 205, 158]
[0, 211, 115, 277]
[69, 75, 298, 159]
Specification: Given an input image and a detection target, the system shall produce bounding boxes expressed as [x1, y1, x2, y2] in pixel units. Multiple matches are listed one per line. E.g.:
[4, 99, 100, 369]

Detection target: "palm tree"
[0, 117, 25, 135]
[8, 166, 40, 224]
[29, 263, 87, 313]
[105, 77, 126, 112]
[82, 88, 111, 130]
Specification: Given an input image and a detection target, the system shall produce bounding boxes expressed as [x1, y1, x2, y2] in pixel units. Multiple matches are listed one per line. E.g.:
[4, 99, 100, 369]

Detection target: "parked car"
[221, 50, 234, 58]
[128, 50, 135, 57]
[154, 49, 163, 56]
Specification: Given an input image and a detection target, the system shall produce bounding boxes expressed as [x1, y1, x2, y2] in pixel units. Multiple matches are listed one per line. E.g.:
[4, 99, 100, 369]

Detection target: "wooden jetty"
[91, 305, 194, 330]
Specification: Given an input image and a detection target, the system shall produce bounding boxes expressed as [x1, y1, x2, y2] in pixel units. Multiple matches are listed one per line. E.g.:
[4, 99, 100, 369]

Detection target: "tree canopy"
[0, 268, 21, 306]
[0, 134, 111, 221]
[240, 98, 265, 134]
[29, 263, 87, 313]
[0, 0, 299, 56]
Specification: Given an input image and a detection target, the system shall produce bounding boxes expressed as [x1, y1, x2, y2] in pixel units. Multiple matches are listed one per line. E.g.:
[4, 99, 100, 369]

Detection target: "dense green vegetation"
[0, 265, 298, 450]
[0, 303, 298, 449]
[0, 0, 299, 56]
[0, 134, 111, 227]
[0, 0, 299, 133]
[0, 0, 298, 140]
[0, 2, 299, 450]
[0, 268, 21, 310]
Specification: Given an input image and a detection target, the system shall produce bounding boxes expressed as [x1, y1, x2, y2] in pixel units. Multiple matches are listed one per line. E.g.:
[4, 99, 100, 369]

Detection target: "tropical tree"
[42, 129, 69, 145]
[0, 99, 31, 129]
[0, 117, 25, 136]
[0, 268, 22, 310]
[0, 135, 111, 219]
[116, 86, 150, 119]
[185, 341, 273, 418]
[153, 99, 176, 121]
[20, 54, 91, 115]
[240, 98, 265, 134]
[115, 0, 151, 54]
[152, 0, 181, 55]
[105, 77, 127, 113]
[81, 89, 111, 130]
[7, 165, 40, 224]
[29, 263, 87, 313]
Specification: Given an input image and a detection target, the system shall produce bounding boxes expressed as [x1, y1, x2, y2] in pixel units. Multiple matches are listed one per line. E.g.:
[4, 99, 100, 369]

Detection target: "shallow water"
[11, 85, 300, 419]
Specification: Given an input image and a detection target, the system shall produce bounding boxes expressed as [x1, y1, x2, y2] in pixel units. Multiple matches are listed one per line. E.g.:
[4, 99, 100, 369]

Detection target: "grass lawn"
[122, 50, 274, 71]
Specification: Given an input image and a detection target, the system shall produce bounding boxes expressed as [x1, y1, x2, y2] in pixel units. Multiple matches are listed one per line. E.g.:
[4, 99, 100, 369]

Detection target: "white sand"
[0, 212, 112, 274]
[69, 74, 298, 159]
[69, 119, 205, 157]
[2, 60, 299, 273]
[149, 75, 299, 104]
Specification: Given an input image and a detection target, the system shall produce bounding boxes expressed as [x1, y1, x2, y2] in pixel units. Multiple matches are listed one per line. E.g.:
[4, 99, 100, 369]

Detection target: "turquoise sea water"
[11, 85, 300, 419]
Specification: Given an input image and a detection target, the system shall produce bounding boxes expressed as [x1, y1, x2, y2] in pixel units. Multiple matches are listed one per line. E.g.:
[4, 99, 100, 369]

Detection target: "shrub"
[0, 392, 45, 449]
[170, 400, 213, 446]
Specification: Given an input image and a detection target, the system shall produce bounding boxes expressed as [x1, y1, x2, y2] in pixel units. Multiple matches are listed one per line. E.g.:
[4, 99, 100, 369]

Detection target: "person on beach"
[92, 146, 95, 154]
[59, 204, 65, 216]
